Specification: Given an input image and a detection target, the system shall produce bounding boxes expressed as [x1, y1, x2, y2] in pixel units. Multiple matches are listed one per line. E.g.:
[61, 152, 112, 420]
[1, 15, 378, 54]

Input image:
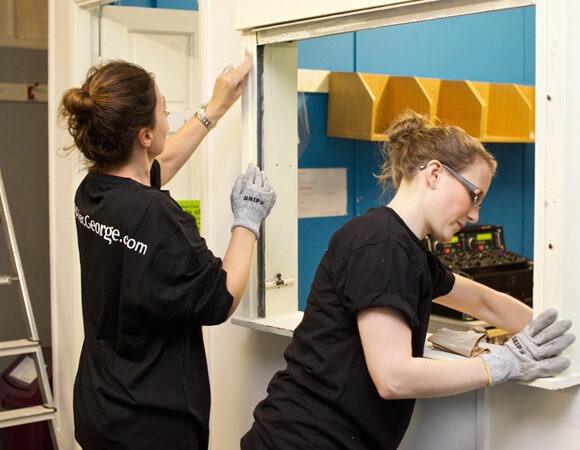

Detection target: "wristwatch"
[195, 105, 216, 130]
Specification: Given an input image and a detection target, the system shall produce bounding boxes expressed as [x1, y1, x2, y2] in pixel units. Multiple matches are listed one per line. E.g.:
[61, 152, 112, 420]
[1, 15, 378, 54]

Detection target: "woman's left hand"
[204, 56, 253, 123]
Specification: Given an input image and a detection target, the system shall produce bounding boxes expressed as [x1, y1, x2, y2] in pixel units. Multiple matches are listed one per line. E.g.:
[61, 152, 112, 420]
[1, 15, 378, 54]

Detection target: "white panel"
[100, 6, 199, 112]
[237, 0, 535, 35]
[101, 5, 195, 32]
[253, 0, 535, 44]
[262, 42, 299, 316]
[49, 3, 90, 448]
[534, 0, 580, 384]
[238, 36, 260, 319]
[129, 33, 192, 111]
[236, 0, 403, 30]
[99, 5, 201, 202]
[74, 0, 115, 7]
[400, 392, 480, 449]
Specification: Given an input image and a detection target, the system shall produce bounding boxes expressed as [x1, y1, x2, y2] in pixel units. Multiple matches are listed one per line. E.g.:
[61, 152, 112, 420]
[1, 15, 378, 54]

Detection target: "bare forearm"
[436, 275, 532, 333]
[475, 288, 532, 333]
[360, 306, 489, 400]
[157, 119, 209, 185]
[222, 227, 256, 317]
[377, 356, 489, 399]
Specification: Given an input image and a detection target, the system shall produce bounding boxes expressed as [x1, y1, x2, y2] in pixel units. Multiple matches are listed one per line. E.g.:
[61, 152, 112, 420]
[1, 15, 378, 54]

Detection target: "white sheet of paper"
[9, 356, 37, 385]
[298, 168, 347, 218]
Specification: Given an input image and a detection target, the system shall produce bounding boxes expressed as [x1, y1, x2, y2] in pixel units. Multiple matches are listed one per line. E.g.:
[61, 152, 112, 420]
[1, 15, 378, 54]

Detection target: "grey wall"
[0, 47, 50, 369]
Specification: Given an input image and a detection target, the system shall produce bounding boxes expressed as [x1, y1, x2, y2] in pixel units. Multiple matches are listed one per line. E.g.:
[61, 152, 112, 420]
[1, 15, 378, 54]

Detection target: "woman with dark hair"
[241, 111, 574, 449]
[60, 58, 275, 450]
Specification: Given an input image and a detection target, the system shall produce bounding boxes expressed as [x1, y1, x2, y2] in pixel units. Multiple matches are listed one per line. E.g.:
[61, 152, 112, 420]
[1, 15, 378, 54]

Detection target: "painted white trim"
[239, 34, 260, 319]
[237, 0, 534, 31]
[0, 37, 47, 49]
[252, 0, 536, 44]
[475, 388, 490, 450]
[0, 82, 48, 102]
[49, 1, 88, 448]
[261, 42, 299, 317]
[236, 0, 403, 30]
[533, 0, 580, 387]
[231, 312, 303, 337]
[297, 69, 330, 93]
[73, 0, 115, 8]
[232, 312, 580, 390]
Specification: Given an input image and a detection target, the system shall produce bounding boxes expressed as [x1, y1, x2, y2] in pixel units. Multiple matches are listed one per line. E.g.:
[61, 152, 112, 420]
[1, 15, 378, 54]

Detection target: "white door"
[99, 5, 202, 203]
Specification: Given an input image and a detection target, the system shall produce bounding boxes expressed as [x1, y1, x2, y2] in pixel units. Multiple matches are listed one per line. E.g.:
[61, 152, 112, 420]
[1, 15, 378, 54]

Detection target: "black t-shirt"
[242, 207, 454, 450]
[73, 161, 233, 450]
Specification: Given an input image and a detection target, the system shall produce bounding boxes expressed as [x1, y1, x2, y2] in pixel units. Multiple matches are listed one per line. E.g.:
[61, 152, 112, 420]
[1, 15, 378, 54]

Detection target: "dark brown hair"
[377, 110, 497, 190]
[59, 60, 157, 172]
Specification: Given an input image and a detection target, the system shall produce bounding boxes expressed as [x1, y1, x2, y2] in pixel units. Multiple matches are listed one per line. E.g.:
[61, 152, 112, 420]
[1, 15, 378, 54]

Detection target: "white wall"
[488, 383, 580, 449]
[49, 1, 86, 447]
[198, 1, 291, 448]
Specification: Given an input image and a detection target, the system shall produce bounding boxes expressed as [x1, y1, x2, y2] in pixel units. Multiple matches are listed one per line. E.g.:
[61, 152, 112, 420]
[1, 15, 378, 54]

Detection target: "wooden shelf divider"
[327, 72, 535, 143]
[438, 80, 535, 142]
[326, 72, 390, 141]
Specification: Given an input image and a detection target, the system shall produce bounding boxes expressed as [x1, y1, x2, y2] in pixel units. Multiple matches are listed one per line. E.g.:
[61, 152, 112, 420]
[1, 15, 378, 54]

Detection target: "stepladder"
[0, 168, 59, 449]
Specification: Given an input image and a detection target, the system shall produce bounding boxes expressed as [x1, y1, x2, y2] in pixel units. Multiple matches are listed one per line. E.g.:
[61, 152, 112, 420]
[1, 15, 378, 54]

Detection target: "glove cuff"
[481, 357, 492, 386]
[232, 223, 260, 240]
[480, 353, 507, 386]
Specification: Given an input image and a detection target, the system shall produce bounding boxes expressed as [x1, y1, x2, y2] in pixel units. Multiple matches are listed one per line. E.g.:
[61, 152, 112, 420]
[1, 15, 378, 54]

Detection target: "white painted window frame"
[235, 0, 580, 389]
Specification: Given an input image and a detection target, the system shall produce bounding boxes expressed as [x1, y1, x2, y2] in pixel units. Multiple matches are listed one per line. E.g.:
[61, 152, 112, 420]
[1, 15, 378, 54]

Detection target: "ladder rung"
[0, 274, 15, 285]
[0, 405, 57, 428]
[0, 339, 41, 357]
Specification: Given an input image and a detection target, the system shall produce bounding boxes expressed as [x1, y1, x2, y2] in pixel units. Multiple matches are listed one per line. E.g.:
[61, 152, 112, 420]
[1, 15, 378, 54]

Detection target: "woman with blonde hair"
[242, 111, 573, 449]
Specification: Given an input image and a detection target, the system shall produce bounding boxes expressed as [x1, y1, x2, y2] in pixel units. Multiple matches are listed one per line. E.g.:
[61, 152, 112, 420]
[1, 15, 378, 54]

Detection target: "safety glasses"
[420, 163, 484, 209]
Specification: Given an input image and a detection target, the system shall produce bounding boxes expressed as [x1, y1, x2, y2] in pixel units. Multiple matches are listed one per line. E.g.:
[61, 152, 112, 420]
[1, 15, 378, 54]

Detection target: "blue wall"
[297, 7, 536, 309]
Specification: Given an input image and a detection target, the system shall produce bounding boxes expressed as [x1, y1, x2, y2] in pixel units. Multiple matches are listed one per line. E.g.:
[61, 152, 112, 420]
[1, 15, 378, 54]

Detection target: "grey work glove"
[481, 308, 575, 385]
[230, 163, 276, 239]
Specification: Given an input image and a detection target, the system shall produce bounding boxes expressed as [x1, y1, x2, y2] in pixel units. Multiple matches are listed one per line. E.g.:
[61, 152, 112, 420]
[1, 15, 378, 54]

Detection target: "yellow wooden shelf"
[438, 80, 535, 143]
[326, 72, 535, 143]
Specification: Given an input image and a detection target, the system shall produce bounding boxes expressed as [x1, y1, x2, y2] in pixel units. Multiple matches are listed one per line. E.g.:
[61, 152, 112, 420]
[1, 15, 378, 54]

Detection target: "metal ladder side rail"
[0, 168, 40, 347]
[0, 168, 59, 448]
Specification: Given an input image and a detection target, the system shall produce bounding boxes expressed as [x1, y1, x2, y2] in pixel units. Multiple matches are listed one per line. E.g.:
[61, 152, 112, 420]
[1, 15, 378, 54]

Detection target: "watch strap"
[195, 105, 216, 130]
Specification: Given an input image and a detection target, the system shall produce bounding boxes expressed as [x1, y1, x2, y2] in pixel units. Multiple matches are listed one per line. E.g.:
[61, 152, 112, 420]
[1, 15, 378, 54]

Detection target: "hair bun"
[386, 110, 432, 146]
[61, 87, 95, 117]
